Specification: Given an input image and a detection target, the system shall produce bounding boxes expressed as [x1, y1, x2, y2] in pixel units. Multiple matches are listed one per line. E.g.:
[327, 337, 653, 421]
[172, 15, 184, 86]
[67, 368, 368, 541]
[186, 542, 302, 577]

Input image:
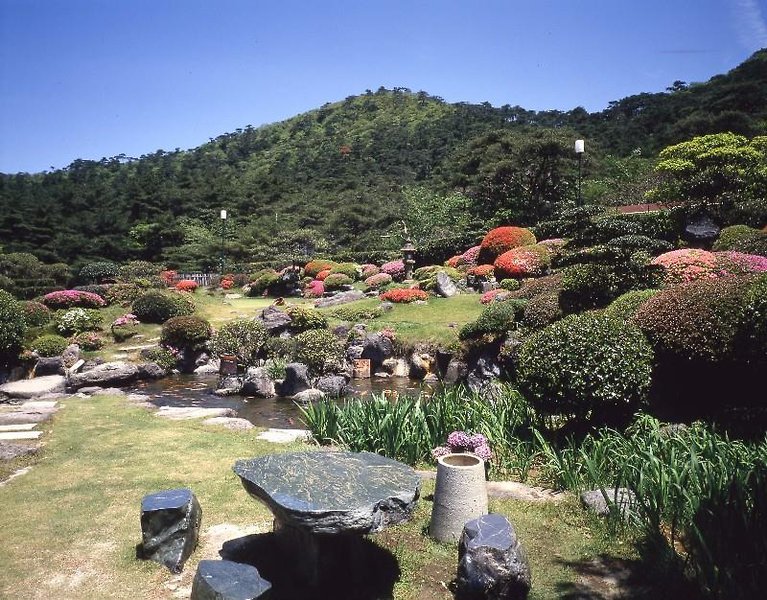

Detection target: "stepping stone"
[0, 441, 39, 460]
[0, 423, 37, 432]
[20, 400, 59, 410]
[202, 417, 254, 431]
[0, 375, 66, 399]
[154, 406, 236, 420]
[191, 560, 271, 599]
[255, 428, 310, 444]
[0, 431, 43, 440]
[140, 488, 202, 573]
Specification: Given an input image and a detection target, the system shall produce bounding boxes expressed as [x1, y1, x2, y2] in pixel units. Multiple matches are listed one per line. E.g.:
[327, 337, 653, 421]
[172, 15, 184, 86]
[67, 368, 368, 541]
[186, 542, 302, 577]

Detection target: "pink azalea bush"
[42, 289, 106, 309]
[716, 251, 767, 274]
[364, 272, 393, 290]
[432, 430, 492, 461]
[460, 245, 482, 267]
[653, 249, 767, 285]
[381, 259, 406, 281]
[480, 289, 510, 304]
[361, 264, 380, 278]
[303, 279, 325, 298]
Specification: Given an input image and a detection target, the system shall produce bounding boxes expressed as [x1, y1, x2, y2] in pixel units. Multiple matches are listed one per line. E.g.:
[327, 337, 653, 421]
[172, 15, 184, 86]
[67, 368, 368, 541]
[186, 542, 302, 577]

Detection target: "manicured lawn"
[0, 393, 639, 599]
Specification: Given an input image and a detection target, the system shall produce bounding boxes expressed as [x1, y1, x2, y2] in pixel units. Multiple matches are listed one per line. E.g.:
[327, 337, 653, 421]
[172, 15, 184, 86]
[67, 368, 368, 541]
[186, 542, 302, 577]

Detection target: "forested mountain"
[1, 49, 765, 271]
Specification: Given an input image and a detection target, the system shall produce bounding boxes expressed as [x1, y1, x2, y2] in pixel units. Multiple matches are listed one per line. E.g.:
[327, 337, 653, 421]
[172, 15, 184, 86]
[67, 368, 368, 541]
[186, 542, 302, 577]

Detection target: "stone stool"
[139, 487, 201, 573]
[456, 513, 531, 600]
[191, 560, 272, 599]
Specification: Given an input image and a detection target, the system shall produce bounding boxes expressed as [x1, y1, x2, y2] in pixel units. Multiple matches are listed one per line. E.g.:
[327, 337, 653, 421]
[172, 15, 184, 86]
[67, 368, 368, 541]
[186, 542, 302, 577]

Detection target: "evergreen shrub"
[516, 313, 653, 423]
[55, 308, 102, 335]
[30, 334, 68, 357]
[247, 270, 280, 296]
[559, 263, 618, 313]
[604, 289, 659, 322]
[293, 329, 344, 374]
[73, 285, 108, 300]
[286, 306, 328, 332]
[22, 301, 52, 327]
[0, 290, 26, 361]
[459, 299, 527, 340]
[323, 273, 353, 292]
[209, 319, 267, 365]
[70, 331, 104, 351]
[79, 261, 119, 283]
[521, 293, 563, 330]
[141, 346, 177, 372]
[119, 260, 162, 281]
[329, 262, 360, 280]
[160, 316, 212, 350]
[606, 235, 674, 255]
[499, 278, 522, 291]
[132, 290, 195, 323]
[105, 283, 144, 305]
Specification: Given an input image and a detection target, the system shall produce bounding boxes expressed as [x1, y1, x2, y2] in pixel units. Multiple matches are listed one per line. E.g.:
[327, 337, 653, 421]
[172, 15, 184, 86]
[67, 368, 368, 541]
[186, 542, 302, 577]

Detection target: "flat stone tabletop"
[233, 450, 421, 535]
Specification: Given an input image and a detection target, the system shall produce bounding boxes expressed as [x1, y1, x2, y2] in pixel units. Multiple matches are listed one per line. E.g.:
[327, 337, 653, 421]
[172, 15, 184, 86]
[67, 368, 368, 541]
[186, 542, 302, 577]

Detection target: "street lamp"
[575, 139, 585, 205]
[219, 209, 227, 274]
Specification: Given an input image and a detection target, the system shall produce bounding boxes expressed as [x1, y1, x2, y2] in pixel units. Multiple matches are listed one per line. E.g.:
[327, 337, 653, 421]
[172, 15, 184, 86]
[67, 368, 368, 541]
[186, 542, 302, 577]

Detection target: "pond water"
[131, 374, 439, 429]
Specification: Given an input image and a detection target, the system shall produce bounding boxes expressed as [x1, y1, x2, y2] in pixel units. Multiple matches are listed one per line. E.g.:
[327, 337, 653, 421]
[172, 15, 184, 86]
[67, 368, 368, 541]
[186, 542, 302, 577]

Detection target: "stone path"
[0, 397, 60, 483]
[0, 375, 66, 399]
[255, 428, 310, 444]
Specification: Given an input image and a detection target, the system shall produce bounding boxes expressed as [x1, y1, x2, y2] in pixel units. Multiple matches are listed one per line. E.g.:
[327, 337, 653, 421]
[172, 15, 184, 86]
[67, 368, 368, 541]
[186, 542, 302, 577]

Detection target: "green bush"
[209, 319, 267, 366]
[713, 224, 761, 251]
[286, 306, 328, 333]
[413, 266, 463, 291]
[105, 283, 144, 305]
[739, 273, 767, 365]
[73, 285, 109, 300]
[604, 289, 659, 322]
[21, 301, 52, 327]
[141, 346, 177, 372]
[521, 293, 562, 330]
[606, 235, 674, 255]
[508, 272, 564, 300]
[160, 316, 212, 350]
[119, 261, 162, 281]
[459, 299, 527, 340]
[328, 305, 383, 321]
[247, 270, 280, 296]
[132, 290, 195, 323]
[516, 313, 653, 423]
[322, 273, 353, 292]
[79, 261, 120, 283]
[30, 334, 68, 357]
[55, 308, 102, 335]
[329, 262, 361, 280]
[559, 263, 618, 313]
[0, 290, 27, 360]
[499, 278, 522, 291]
[70, 331, 105, 351]
[293, 329, 344, 374]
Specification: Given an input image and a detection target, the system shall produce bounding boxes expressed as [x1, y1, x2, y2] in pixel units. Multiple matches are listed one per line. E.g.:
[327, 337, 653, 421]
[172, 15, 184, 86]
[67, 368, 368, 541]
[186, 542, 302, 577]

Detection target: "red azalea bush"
[461, 245, 482, 267]
[175, 279, 198, 292]
[479, 226, 537, 263]
[219, 274, 235, 289]
[364, 272, 393, 289]
[446, 255, 462, 268]
[468, 264, 495, 278]
[304, 260, 336, 278]
[493, 244, 551, 279]
[160, 270, 178, 286]
[304, 279, 325, 298]
[380, 288, 428, 303]
[316, 269, 332, 281]
[480, 289, 510, 304]
[381, 260, 406, 281]
[42, 289, 106, 309]
[361, 264, 380, 278]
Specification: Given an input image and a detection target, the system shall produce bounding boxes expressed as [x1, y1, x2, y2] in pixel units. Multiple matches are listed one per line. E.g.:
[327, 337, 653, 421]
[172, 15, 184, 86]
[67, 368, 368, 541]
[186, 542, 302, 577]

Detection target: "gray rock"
[257, 306, 292, 334]
[214, 375, 243, 396]
[276, 363, 310, 397]
[443, 359, 469, 385]
[457, 513, 531, 600]
[0, 441, 39, 461]
[360, 333, 395, 371]
[580, 487, 637, 518]
[313, 289, 366, 308]
[435, 271, 459, 297]
[202, 417, 254, 431]
[33, 357, 64, 377]
[346, 344, 364, 361]
[68, 362, 139, 390]
[61, 344, 81, 367]
[409, 351, 435, 379]
[76, 386, 104, 395]
[293, 388, 325, 404]
[315, 375, 348, 397]
[191, 560, 271, 600]
[194, 363, 219, 375]
[140, 488, 202, 573]
[242, 367, 276, 398]
[137, 362, 166, 380]
[0, 375, 67, 399]
[467, 353, 502, 393]
[480, 281, 499, 294]
[382, 357, 409, 377]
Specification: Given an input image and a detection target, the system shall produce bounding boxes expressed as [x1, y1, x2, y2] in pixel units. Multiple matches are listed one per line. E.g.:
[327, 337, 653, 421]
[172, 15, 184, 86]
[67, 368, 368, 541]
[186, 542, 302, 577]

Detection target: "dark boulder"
[276, 363, 311, 397]
[191, 560, 272, 599]
[257, 306, 292, 334]
[139, 488, 202, 573]
[33, 357, 64, 377]
[360, 333, 395, 371]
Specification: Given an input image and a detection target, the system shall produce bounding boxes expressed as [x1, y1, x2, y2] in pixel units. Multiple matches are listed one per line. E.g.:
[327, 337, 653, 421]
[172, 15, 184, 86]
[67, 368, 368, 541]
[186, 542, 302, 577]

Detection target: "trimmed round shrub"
[132, 290, 195, 324]
[329, 262, 360, 280]
[303, 279, 325, 298]
[480, 289, 511, 304]
[559, 263, 618, 313]
[521, 293, 563, 330]
[30, 334, 68, 357]
[493, 244, 551, 279]
[459, 299, 527, 340]
[141, 346, 178, 372]
[713, 225, 763, 252]
[607, 235, 674, 256]
[479, 226, 536, 263]
[248, 270, 280, 296]
[517, 313, 654, 422]
[105, 283, 144, 305]
[631, 276, 751, 363]
[293, 329, 344, 374]
[364, 272, 393, 290]
[379, 288, 428, 303]
[79, 261, 119, 283]
[70, 331, 104, 351]
[508, 272, 564, 300]
[361, 264, 380, 278]
[286, 306, 328, 332]
[304, 259, 336, 278]
[380, 260, 406, 281]
[0, 290, 26, 361]
[715, 251, 767, 275]
[740, 273, 767, 365]
[468, 264, 494, 278]
[316, 269, 332, 281]
[323, 273, 353, 292]
[119, 260, 162, 281]
[604, 289, 659, 322]
[42, 289, 106, 309]
[209, 319, 267, 365]
[652, 249, 720, 285]
[499, 278, 522, 291]
[160, 315, 212, 350]
[22, 300, 52, 327]
[73, 285, 108, 300]
[445, 255, 462, 268]
[460, 245, 482, 267]
[175, 279, 199, 292]
[55, 307, 102, 335]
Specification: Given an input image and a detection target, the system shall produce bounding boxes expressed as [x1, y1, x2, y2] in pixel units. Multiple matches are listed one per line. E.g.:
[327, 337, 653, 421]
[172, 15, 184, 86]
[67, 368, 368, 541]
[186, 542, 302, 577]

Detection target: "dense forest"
[1, 49, 765, 271]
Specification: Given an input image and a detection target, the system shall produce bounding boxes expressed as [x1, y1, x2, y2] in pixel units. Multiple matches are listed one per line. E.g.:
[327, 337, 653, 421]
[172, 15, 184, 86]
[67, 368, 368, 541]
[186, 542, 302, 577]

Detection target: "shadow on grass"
[221, 531, 401, 600]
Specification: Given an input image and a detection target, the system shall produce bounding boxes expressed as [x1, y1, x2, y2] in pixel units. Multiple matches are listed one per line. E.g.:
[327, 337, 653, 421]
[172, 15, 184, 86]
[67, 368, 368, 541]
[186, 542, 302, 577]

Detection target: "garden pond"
[131, 374, 440, 429]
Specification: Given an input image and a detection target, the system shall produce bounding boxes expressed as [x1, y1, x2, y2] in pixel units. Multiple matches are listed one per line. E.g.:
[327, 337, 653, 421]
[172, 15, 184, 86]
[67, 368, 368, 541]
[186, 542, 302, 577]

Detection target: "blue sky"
[1, 0, 765, 174]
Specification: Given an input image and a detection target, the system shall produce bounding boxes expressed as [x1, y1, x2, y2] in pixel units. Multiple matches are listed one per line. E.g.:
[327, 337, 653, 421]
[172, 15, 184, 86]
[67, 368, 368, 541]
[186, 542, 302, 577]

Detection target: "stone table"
[233, 450, 420, 585]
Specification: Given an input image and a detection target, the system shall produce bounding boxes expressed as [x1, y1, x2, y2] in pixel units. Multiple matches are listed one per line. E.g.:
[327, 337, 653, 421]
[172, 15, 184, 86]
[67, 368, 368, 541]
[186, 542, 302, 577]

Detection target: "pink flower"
[381, 260, 406, 281]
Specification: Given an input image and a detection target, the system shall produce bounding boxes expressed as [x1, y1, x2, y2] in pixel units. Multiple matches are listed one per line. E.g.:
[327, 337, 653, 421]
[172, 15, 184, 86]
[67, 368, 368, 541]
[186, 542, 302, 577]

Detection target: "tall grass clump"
[299, 385, 539, 479]
[534, 413, 767, 598]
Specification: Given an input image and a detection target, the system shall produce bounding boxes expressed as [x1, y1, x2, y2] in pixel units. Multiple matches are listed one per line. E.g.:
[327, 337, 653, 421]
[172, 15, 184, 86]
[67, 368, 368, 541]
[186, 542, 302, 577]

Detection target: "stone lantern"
[401, 237, 416, 280]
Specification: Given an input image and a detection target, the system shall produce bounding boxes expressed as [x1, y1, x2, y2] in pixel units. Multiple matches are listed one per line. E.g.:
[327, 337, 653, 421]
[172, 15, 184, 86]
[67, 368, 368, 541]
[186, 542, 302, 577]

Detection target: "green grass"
[0, 393, 639, 599]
